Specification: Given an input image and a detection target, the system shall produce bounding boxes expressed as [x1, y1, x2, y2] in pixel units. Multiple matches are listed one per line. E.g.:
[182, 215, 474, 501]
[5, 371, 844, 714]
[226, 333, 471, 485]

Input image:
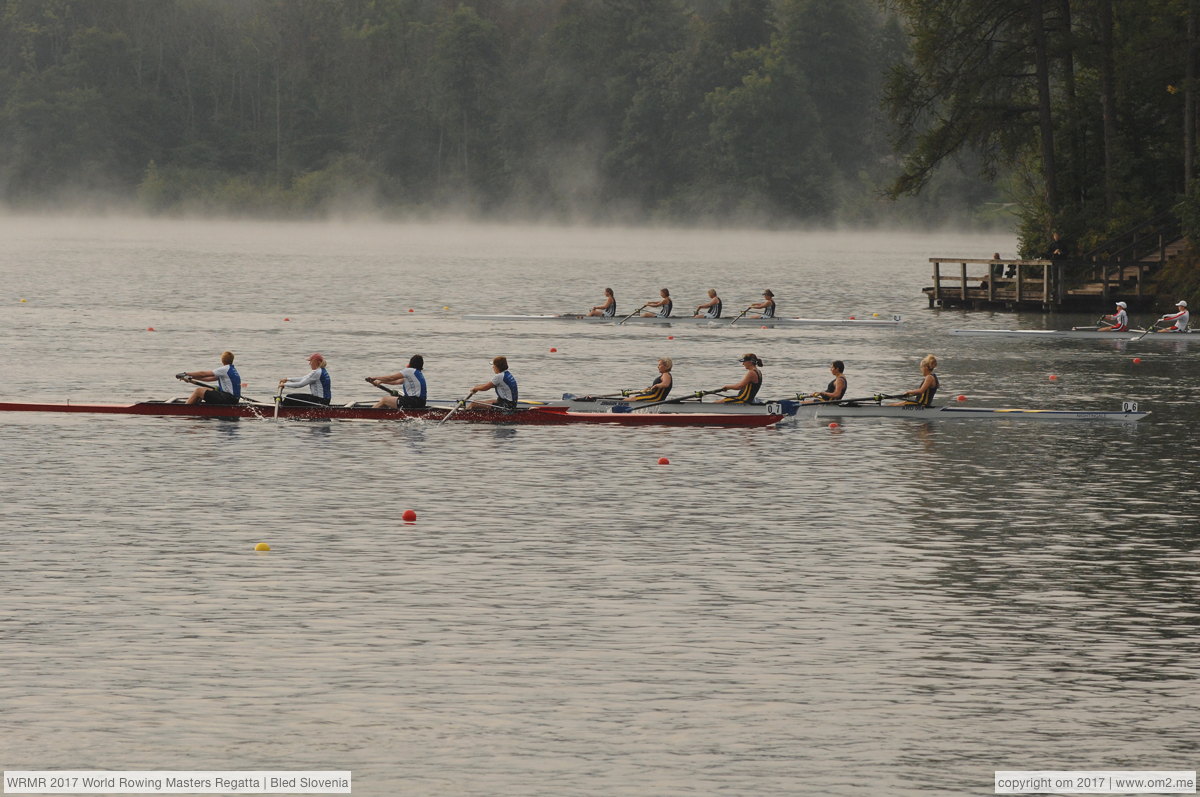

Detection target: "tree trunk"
[1100, 0, 1117, 211]
[1031, 0, 1058, 217]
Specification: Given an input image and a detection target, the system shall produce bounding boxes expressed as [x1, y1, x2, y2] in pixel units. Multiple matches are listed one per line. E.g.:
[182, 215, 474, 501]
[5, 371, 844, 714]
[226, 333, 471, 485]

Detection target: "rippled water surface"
[2, 218, 1198, 796]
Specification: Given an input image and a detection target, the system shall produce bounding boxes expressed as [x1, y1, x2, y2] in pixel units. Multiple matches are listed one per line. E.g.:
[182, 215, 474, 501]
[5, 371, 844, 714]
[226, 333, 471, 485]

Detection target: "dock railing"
[928, 258, 1059, 306]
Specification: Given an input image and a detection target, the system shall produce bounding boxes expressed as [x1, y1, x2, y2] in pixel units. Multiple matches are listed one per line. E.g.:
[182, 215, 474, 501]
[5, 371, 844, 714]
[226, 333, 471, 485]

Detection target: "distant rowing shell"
[792, 401, 1148, 421]
[950, 328, 1194, 340]
[463, 313, 902, 327]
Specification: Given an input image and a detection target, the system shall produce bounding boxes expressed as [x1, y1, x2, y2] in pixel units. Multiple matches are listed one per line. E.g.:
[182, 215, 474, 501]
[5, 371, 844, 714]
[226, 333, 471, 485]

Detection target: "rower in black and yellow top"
[894, 354, 939, 406]
[718, 353, 763, 403]
[627, 358, 673, 401]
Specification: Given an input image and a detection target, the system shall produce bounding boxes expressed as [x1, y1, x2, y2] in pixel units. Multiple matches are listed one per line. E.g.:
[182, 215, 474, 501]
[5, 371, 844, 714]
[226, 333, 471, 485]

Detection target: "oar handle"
[365, 377, 400, 396]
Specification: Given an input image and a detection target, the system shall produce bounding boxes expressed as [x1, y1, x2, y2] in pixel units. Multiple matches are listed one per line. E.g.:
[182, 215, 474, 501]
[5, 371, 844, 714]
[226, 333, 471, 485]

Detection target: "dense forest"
[0, 0, 996, 227]
[1, 0, 1199, 251]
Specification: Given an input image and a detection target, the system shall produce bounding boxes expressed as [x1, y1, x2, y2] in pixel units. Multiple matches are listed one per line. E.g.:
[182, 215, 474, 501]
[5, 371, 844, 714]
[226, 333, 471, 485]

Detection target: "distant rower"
[1158, 300, 1190, 332]
[368, 355, 427, 409]
[640, 288, 673, 318]
[693, 289, 722, 319]
[748, 289, 775, 319]
[1097, 301, 1128, 332]
[587, 288, 617, 318]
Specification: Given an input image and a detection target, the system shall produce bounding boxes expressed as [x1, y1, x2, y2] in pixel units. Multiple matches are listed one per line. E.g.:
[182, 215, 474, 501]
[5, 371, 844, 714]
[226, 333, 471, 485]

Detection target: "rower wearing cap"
[1157, 300, 1190, 332]
[587, 288, 617, 318]
[748, 289, 775, 319]
[1098, 301, 1129, 332]
[718, 353, 764, 403]
[368, 355, 427, 409]
[809, 361, 847, 401]
[279, 352, 332, 406]
[470, 356, 518, 409]
[893, 354, 939, 406]
[179, 350, 241, 405]
[693, 289, 722, 319]
[640, 288, 673, 318]
[628, 358, 673, 401]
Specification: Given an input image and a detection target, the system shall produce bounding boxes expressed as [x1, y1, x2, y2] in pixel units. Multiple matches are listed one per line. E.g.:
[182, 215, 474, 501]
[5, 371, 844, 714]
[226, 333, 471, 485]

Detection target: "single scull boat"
[950, 328, 1193, 341]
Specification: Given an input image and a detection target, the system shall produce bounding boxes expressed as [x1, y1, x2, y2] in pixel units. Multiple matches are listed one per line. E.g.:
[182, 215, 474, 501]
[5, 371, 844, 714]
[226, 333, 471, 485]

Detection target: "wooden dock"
[924, 257, 1164, 311]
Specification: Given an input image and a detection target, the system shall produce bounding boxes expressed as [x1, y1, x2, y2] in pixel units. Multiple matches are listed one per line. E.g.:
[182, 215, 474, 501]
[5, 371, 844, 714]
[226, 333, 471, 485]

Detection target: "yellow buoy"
[254, 542, 270, 551]
[20, 299, 28, 303]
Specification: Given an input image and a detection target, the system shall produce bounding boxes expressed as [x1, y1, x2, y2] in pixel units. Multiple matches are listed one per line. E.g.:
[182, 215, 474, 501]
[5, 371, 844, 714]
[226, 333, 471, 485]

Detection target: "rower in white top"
[1156, 300, 1190, 332]
[1097, 301, 1129, 332]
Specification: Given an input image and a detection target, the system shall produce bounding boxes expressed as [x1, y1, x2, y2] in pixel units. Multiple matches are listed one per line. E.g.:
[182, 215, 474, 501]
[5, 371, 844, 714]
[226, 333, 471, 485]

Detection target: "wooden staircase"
[1065, 213, 1185, 304]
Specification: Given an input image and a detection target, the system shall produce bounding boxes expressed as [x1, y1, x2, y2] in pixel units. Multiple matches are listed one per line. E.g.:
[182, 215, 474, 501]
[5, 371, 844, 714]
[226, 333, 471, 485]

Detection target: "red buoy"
[956, 394, 967, 402]
[402, 509, 417, 522]
[549, 347, 557, 352]
[657, 457, 670, 465]
[407, 308, 414, 313]
[283, 317, 290, 321]
[1049, 374, 1058, 381]
[1132, 357, 1142, 364]
[828, 422, 839, 428]
[146, 327, 155, 331]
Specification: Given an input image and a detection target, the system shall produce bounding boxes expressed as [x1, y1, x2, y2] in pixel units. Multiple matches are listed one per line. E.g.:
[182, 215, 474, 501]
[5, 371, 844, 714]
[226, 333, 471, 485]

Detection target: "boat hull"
[464, 314, 901, 328]
[950, 328, 1193, 340]
[0, 400, 783, 426]
[552, 395, 799, 416]
[792, 402, 1148, 421]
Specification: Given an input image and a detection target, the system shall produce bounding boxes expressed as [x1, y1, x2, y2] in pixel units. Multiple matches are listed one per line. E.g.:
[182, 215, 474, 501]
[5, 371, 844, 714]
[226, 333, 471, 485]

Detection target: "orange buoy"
[657, 457, 670, 465]
[402, 509, 417, 522]
[956, 394, 967, 402]
[146, 327, 155, 331]
[1049, 374, 1058, 381]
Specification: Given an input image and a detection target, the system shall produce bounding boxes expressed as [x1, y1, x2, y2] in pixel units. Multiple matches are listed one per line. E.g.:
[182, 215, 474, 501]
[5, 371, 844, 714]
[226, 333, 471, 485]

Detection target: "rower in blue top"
[469, 356, 518, 409]
[640, 288, 673, 318]
[179, 350, 241, 405]
[368, 354, 428, 409]
[279, 352, 332, 406]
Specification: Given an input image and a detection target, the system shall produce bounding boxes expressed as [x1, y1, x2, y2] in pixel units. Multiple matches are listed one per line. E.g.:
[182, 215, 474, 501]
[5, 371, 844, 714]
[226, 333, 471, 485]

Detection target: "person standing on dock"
[1157, 300, 1190, 332]
[368, 355, 427, 409]
[469, 356, 519, 409]
[279, 353, 332, 406]
[640, 288, 673, 318]
[693, 289, 722, 318]
[1098, 301, 1129, 332]
[747, 289, 776, 319]
[587, 288, 616, 318]
[179, 350, 241, 405]
[808, 361, 847, 401]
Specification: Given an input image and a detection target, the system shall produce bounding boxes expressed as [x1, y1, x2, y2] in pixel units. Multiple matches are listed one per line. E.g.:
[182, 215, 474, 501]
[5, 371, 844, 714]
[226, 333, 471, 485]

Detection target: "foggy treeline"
[0, 0, 1000, 225]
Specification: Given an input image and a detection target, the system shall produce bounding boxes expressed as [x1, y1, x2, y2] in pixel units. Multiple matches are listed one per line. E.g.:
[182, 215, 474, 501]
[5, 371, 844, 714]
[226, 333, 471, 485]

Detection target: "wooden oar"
[611, 389, 725, 413]
[176, 374, 264, 404]
[273, 385, 283, 419]
[728, 307, 752, 326]
[437, 391, 475, 426]
[616, 305, 648, 325]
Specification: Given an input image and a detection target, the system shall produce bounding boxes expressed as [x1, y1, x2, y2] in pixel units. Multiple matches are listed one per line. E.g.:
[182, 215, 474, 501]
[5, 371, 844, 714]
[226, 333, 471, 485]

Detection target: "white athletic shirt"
[1163, 308, 1190, 330]
[490, 370, 518, 402]
[213, 363, 239, 395]
[398, 367, 427, 398]
[284, 368, 332, 399]
[1111, 308, 1128, 328]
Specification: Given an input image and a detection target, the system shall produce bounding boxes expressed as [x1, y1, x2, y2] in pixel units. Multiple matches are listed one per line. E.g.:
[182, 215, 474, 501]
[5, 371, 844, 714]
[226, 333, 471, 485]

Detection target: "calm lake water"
[1, 217, 1197, 796]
